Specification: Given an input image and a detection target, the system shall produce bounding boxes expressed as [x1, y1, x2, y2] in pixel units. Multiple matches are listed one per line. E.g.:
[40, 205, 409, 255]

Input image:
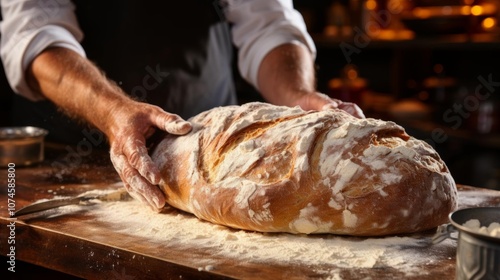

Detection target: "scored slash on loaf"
[152, 102, 457, 236]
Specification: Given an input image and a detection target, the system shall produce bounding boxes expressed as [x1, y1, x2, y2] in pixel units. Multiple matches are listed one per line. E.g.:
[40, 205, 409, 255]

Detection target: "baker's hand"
[293, 92, 365, 119]
[108, 101, 192, 211]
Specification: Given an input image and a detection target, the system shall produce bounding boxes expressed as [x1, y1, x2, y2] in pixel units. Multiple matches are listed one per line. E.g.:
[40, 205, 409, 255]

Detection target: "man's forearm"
[257, 43, 317, 107]
[26, 47, 130, 138]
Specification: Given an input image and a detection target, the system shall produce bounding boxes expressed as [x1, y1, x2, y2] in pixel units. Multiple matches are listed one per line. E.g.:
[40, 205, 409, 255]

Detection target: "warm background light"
[347, 68, 358, 80]
[366, 0, 377, 10]
[413, 8, 431, 18]
[461, 5, 471, 15]
[482, 17, 497, 30]
[471, 5, 483, 16]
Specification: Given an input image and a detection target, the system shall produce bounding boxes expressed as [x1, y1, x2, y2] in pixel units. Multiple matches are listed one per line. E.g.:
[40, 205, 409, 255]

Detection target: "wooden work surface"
[1, 146, 500, 280]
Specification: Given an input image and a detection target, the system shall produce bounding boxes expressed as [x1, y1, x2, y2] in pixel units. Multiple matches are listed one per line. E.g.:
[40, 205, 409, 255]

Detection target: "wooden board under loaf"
[152, 102, 458, 236]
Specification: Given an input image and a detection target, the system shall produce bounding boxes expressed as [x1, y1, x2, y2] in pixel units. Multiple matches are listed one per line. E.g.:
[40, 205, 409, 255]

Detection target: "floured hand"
[108, 101, 192, 211]
[292, 92, 365, 119]
[323, 100, 365, 119]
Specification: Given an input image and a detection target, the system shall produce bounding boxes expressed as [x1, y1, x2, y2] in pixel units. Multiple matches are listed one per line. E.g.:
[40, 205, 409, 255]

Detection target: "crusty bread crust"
[152, 102, 457, 236]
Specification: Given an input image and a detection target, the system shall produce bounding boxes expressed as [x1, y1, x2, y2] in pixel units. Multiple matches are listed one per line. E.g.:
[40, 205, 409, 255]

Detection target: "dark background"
[1, 0, 499, 191]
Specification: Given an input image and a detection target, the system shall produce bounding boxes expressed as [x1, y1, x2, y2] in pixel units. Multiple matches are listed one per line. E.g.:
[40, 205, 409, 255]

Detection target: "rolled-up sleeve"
[0, 0, 85, 100]
[223, 0, 316, 90]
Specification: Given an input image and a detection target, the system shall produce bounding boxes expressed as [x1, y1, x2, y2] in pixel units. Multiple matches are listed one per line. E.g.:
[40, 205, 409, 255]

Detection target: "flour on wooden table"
[457, 190, 499, 208]
[90, 199, 455, 278]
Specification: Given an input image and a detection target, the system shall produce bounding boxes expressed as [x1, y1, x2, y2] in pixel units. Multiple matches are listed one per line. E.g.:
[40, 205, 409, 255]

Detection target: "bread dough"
[152, 102, 458, 236]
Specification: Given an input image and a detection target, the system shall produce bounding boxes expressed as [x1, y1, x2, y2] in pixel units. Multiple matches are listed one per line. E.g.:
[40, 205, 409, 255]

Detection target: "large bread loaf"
[151, 102, 457, 236]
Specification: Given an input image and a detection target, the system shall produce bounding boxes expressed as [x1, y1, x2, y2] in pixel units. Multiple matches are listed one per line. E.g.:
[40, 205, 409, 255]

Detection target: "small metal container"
[450, 207, 500, 280]
[0, 126, 49, 167]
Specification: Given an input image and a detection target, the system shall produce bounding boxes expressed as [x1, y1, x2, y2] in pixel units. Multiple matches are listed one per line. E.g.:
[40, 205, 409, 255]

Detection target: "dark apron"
[11, 0, 236, 146]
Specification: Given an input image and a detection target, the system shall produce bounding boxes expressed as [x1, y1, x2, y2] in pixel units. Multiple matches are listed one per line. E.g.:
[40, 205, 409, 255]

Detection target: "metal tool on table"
[12, 187, 131, 217]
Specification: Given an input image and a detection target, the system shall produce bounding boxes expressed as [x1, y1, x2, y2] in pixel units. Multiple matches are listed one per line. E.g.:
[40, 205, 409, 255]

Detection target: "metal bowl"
[450, 207, 500, 280]
[0, 126, 49, 167]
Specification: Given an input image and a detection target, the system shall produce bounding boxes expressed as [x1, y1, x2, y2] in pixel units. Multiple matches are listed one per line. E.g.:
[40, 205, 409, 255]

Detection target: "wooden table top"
[1, 146, 499, 279]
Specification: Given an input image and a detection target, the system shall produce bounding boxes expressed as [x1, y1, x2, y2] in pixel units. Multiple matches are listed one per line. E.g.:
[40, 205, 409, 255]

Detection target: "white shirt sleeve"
[222, 0, 316, 90]
[0, 0, 85, 101]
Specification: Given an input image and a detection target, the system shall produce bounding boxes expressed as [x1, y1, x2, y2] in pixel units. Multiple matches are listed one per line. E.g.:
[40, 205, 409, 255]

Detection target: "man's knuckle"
[121, 166, 135, 179]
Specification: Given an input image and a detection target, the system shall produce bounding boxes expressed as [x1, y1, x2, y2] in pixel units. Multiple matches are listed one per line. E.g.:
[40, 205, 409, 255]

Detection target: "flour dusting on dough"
[151, 102, 457, 235]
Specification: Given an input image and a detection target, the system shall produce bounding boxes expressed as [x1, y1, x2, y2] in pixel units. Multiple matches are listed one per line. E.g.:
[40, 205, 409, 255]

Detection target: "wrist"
[96, 91, 136, 142]
[257, 43, 316, 106]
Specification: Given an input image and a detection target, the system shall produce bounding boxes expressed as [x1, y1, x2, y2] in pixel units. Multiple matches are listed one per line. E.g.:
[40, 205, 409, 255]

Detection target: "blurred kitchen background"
[292, 0, 500, 190]
[1, 0, 499, 190]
